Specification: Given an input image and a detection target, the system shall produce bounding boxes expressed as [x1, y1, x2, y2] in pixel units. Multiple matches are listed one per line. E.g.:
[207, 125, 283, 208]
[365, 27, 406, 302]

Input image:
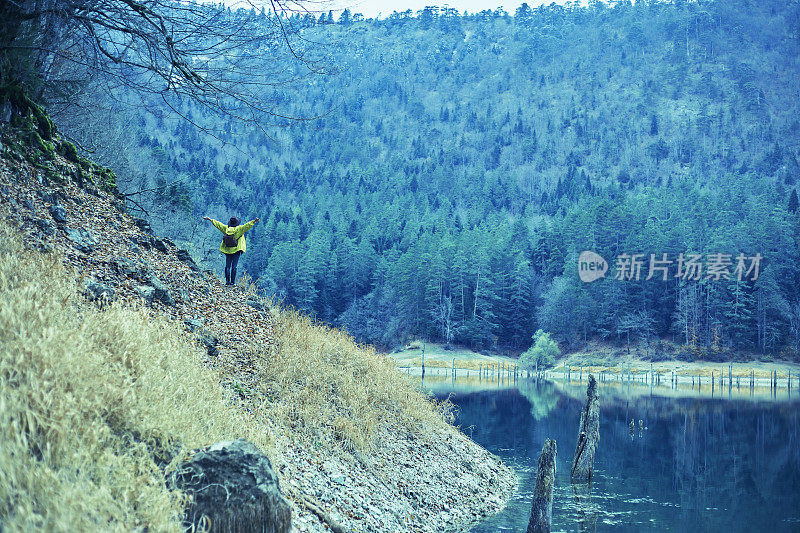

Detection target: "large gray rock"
[135, 285, 155, 301]
[153, 238, 169, 253]
[570, 375, 599, 482]
[83, 278, 115, 303]
[41, 191, 59, 204]
[132, 269, 175, 306]
[112, 256, 145, 279]
[184, 317, 206, 333]
[130, 235, 153, 250]
[200, 331, 219, 357]
[49, 204, 67, 224]
[172, 440, 291, 533]
[25, 217, 54, 236]
[176, 249, 202, 272]
[527, 439, 557, 533]
[132, 217, 153, 234]
[148, 274, 175, 306]
[65, 227, 96, 253]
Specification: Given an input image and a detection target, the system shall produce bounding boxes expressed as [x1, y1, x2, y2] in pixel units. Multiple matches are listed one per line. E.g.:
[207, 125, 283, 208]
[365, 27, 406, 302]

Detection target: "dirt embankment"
[0, 125, 516, 532]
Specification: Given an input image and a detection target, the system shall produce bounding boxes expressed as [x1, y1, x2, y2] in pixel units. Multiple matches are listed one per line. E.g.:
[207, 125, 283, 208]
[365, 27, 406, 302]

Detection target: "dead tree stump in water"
[571, 374, 599, 482]
[527, 438, 557, 533]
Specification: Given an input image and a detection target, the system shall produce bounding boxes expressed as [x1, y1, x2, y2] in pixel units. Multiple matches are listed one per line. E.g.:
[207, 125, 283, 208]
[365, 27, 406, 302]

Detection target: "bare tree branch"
[1, 0, 333, 129]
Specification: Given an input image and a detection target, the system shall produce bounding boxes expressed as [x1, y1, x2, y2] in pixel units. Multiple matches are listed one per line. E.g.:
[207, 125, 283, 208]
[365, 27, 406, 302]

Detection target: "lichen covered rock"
[172, 440, 292, 533]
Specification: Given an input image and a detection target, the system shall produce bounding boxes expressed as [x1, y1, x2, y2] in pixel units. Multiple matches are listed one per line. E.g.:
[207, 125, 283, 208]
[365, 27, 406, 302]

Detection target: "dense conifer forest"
[68, 0, 800, 359]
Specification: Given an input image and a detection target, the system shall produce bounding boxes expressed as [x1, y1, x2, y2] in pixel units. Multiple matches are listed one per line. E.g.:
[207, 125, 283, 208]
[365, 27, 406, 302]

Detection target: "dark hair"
[228, 217, 240, 227]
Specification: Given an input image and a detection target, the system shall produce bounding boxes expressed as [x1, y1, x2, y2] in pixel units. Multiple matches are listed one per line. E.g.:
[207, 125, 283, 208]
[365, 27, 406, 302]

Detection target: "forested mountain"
[67, 0, 800, 359]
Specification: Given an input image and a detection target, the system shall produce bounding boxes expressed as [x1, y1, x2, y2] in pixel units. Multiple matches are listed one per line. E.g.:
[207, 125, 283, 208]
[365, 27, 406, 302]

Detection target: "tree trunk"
[571, 374, 599, 482]
[527, 439, 557, 533]
[473, 270, 480, 318]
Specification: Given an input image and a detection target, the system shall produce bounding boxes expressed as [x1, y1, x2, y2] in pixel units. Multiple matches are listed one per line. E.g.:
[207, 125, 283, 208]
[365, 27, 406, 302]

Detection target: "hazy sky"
[218, 0, 573, 21]
[329, 0, 569, 18]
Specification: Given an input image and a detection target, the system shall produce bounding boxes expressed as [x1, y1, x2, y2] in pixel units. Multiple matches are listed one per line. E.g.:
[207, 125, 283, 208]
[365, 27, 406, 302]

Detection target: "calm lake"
[427, 376, 800, 532]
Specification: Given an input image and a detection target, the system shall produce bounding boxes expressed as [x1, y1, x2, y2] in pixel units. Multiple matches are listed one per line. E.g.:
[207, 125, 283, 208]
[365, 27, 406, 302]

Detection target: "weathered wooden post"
[527, 439, 557, 533]
[571, 375, 599, 482]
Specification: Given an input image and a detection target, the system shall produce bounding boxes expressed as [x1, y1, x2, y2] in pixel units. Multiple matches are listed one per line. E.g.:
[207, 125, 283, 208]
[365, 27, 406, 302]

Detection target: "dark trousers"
[224, 251, 242, 285]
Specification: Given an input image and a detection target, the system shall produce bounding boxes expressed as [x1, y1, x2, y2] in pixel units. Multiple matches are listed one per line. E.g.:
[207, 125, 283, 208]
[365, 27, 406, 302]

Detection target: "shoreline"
[548, 357, 800, 386]
[400, 367, 800, 402]
[388, 350, 800, 387]
[387, 342, 800, 384]
[281, 424, 518, 532]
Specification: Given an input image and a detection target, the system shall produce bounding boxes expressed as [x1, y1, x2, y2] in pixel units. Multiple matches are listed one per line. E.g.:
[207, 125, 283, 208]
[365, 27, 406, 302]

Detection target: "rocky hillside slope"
[0, 111, 515, 531]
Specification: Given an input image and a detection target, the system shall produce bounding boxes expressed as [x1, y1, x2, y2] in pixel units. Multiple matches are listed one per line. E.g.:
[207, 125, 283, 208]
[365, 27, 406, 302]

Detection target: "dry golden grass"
[0, 225, 269, 530]
[245, 305, 448, 451]
[0, 220, 452, 529]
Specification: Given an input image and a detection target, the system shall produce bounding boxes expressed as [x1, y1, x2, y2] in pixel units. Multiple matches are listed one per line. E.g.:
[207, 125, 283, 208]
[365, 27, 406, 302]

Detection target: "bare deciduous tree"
[436, 294, 454, 347]
[1, 0, 325, 127]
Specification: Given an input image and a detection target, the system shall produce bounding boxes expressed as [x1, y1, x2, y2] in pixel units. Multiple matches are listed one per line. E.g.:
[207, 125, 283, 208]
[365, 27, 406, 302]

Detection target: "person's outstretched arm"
[203, 216, 228, 233]
[234, 217, 260, 238]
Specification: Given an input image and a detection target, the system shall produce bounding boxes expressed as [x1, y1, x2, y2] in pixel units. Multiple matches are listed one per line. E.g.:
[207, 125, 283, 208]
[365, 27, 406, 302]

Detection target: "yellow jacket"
[211, 219, 256, 254]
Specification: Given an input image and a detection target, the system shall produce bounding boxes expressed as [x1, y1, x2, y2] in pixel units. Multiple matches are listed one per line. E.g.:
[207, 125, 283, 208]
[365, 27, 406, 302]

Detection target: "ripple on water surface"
[430, 378, 800, 533]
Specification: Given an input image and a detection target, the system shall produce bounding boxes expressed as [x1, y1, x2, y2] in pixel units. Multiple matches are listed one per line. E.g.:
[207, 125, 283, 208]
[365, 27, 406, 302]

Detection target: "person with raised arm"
[202, 215, 259, 286]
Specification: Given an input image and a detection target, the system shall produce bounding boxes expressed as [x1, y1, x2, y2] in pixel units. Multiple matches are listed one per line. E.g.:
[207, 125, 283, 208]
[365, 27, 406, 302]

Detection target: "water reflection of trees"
[518, 380, 560, 420]
[440, 382, 800, 531]
[596, 396, 800, 529]
[671, 402, 800, 528]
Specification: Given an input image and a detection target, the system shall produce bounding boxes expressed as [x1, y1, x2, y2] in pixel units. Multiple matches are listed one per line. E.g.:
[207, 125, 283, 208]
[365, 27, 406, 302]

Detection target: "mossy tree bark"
[527, 438, 557, 533]
[570, 374, 599, 482]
